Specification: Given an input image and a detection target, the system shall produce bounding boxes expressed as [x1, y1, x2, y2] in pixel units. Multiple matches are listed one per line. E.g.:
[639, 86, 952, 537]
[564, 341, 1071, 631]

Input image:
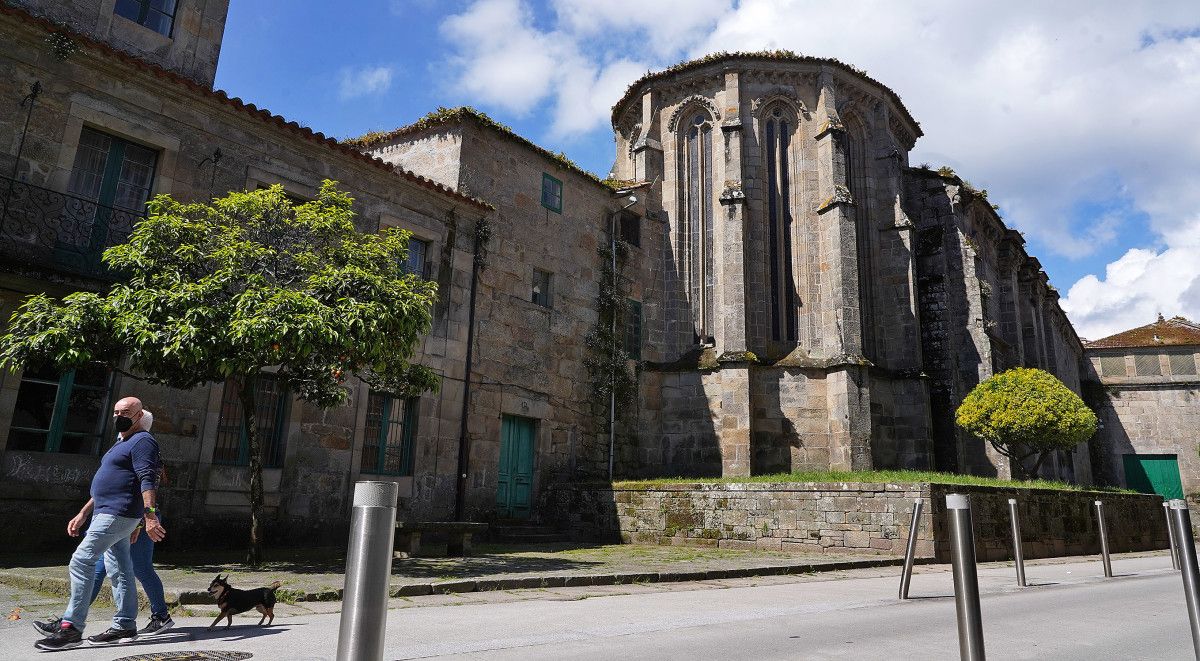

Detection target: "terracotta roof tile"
[1086, 315, 1200, 349]
[0, 5, 492, 212]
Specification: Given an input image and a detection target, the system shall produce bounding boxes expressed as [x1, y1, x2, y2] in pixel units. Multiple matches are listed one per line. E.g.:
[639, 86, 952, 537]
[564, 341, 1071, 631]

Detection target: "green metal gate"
[497, 415, 536, 519]
[1123, 454, 1184, 500]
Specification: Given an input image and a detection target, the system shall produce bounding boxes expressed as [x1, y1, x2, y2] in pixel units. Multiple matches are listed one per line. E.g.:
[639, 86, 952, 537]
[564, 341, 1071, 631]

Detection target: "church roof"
[610, 51, 923, 140]
[0, 5, 492, 212]
[1086, 315, 1200, 349]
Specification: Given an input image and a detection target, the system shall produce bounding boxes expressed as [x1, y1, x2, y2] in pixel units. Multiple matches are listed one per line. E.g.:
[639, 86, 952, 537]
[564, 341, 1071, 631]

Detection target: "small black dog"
[206, 574, 281, 629]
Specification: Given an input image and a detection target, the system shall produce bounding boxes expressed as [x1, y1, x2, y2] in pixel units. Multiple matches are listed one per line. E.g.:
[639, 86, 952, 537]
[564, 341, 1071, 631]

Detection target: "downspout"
[454, 213, 485, 520]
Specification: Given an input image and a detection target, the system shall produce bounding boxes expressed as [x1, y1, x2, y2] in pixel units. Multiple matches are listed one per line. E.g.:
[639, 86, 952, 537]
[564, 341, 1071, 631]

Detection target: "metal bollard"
[1007, 498, 1026, 587]
[1169, 499, 1200, 659]
[899, 497, 924, 599]
[947, 493, 986, 661]
[337, 481, 400, 661]
[1167, 501, 1182, 571]
[1095, 500, 1113, 578]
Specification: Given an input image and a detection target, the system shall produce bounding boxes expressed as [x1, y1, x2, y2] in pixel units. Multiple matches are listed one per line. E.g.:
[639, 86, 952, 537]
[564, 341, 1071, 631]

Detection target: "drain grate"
[112, 652, 252, 661]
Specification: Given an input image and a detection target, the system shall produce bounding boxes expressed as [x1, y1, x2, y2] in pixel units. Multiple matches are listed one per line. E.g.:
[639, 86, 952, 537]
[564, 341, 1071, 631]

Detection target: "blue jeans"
[62, 513, 141, 632]
[90, 517, 167, 619]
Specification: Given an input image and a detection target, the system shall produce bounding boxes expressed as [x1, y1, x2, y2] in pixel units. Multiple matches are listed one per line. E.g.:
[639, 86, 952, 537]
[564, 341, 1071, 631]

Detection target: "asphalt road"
[0, 554, 1190, 660]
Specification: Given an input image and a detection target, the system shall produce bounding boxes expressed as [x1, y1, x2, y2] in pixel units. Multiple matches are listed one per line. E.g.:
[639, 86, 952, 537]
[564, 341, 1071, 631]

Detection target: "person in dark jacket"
[35, 396, 167, 651]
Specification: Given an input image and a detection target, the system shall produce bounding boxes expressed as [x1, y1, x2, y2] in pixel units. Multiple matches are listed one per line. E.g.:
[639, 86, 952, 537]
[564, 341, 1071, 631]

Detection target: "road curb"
[0, 556, 928, 606]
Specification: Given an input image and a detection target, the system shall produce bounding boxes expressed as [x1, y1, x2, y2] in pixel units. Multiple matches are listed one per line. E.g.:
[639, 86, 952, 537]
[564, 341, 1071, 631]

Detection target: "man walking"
[33, 410, 174, 638]
[36, 396, 166, 651]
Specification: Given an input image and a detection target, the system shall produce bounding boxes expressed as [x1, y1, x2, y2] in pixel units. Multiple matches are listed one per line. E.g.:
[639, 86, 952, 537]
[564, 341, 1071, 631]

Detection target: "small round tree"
[955, 367, 1097, 480]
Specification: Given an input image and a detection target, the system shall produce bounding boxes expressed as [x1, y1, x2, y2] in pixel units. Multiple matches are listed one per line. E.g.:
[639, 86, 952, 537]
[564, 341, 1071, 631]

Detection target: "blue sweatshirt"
[90, 430, 161, 519]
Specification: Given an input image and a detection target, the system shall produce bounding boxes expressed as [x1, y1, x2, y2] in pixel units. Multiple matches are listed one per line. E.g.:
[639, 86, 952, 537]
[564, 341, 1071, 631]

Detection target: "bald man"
[35, 396, 166, 651]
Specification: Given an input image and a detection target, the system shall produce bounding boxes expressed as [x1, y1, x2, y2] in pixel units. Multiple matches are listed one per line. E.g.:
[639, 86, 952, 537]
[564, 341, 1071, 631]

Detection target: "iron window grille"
[361, 392, 418, 476]
[213, 375, 289, 467]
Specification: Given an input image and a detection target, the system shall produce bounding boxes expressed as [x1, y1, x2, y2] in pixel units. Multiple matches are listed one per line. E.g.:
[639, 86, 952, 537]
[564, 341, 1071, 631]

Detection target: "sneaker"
[31, 616, 60, 637]
[86, 626, 138, 646]
[33, 623, 82, 651]
[137, 614, 175, 637]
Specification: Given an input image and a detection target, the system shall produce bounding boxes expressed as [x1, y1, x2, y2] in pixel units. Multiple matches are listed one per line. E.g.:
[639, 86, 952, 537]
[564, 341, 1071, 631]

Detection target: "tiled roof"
[0, 5, 492, 212]
[1086, 315, 1200, 349]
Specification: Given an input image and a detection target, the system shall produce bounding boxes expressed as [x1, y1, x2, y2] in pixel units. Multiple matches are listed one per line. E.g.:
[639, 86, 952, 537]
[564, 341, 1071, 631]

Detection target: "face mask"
[114, 415, 135, 433]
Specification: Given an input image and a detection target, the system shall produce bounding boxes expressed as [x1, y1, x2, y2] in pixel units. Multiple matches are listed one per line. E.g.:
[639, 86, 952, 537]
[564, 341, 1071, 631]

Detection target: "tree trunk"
[238, 374, 264, 566]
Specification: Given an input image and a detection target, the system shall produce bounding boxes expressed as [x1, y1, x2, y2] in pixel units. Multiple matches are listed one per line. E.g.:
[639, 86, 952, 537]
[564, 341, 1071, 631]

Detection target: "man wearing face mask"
[35, 396, 166, 651]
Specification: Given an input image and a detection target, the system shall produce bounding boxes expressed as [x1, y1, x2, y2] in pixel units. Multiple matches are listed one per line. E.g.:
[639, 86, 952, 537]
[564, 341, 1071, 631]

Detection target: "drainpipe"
[608, 196, 638, 482]
[454, 214, 484, 520]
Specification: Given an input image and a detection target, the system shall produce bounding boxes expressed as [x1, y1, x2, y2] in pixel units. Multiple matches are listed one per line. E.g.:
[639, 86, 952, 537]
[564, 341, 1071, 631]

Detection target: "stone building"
[0, 0, 1097, 551]
[1085, 315, 1200, 500]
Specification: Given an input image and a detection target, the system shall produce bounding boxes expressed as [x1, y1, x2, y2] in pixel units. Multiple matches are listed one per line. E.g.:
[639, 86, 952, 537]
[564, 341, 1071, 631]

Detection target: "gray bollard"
[1169, 499, 1200, 659]
[1007, 498, 1026, 587]
[337, 481, 400, 661]
[947, 493, 986, 661]
[1095, 500, 1113, 578]
[1167, 501, 1182, 571]
[899, 497, 924, 599]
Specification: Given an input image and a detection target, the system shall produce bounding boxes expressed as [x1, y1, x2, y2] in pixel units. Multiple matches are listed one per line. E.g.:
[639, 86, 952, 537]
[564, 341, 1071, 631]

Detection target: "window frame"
[6, 366, 114, 455]
[541, 173, 563, 214]
[360, 393, 419, 476]
[113, 0, 177, 38]
[618, 211, 641, 248]
[532, 268, 553, 308]
[404, 237, 431, 279]
[213, 375, 289, 468]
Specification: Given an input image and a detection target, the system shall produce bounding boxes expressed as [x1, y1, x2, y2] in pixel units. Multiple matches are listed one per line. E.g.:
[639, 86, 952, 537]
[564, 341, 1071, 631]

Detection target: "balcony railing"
[0, 174, 142, 281]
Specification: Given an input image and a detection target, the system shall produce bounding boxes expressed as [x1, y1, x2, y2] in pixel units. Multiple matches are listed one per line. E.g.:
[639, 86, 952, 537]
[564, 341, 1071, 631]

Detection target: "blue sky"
[215, 1, 1200, 340]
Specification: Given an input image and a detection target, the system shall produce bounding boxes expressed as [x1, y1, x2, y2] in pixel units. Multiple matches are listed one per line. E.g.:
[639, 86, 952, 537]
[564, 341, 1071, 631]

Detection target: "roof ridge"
[0, 5, 491, 211]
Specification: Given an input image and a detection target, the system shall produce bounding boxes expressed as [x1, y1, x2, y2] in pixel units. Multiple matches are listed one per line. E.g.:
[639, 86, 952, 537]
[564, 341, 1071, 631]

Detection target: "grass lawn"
[613, 469, 1136, 493]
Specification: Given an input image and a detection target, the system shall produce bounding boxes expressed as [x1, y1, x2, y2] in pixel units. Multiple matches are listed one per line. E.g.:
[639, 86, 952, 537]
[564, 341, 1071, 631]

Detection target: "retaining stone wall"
[543, 482, 1170, 562]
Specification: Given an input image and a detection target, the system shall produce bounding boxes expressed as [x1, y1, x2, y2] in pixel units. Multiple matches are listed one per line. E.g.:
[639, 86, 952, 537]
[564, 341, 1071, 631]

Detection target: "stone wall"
[543, 482, 1169, 562]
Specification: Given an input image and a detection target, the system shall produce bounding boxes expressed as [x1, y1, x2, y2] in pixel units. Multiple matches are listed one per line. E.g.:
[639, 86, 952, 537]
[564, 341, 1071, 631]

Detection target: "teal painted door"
[497, 415, 536, 519]
[1123, 454, 1184, 500]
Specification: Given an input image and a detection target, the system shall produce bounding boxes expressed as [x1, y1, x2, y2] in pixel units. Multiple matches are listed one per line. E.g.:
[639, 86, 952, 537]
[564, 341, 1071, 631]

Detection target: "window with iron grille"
[541, 173, 562, 213]
[213, 375, 288, 467]
[1099, 355, 1126, 377]
[6, 363, 112, 455]
[1134, 353, 1162, 377]
[532, 269, 552, 307]
[114, 0, 177, 37]
[361, 392, 418, 475]
[625, 299, 643, 360]
[1168, 352, 1198, 376]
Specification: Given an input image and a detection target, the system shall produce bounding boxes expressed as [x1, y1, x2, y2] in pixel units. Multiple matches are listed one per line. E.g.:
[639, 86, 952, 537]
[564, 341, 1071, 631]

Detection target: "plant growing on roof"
[955, 368, 1097, 480]
[0, 183, 439, 564]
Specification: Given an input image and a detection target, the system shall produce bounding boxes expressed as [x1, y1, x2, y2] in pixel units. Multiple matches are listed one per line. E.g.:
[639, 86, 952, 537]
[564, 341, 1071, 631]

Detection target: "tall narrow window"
[541, 173, 563, 213]
[214, 375, 289, 467]
[66, 127, 157, 257]
[678, 112, 714, 343]
[844, 120, 876, 360]
[404, 238, 429, 278]
[532, 269, 552, 307]
[765, 108, 797, 342]
[362, 393, 418, 476]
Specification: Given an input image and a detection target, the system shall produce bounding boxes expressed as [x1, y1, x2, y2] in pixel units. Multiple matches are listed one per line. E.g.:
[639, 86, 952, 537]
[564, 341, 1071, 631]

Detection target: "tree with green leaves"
[0, 182, 439, 563]
[955, 367, 1097, 480]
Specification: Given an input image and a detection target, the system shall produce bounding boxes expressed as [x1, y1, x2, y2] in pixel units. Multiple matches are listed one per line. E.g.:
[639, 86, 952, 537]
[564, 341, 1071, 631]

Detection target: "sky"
[214, 0, 1200, 341]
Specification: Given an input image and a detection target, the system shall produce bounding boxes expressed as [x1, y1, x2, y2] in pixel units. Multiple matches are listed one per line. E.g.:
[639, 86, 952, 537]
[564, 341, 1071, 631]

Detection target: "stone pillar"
[813, 69, 872, 471]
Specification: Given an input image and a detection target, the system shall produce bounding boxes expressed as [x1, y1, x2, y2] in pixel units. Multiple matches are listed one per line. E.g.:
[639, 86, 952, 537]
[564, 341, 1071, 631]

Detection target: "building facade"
[0, 1, 1099, 551]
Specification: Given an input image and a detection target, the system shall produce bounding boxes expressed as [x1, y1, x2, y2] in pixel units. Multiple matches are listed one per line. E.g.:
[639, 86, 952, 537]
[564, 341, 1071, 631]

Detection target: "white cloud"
[438, 0, 1200, 337]
[338, 65, 395, 100]
[1061, 217, 1200, 339]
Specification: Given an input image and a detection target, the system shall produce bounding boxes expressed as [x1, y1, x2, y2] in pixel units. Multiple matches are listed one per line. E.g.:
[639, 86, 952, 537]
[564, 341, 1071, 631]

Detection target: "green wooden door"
[497, 415, 536, 519]
[1123, 454, 1184, 500]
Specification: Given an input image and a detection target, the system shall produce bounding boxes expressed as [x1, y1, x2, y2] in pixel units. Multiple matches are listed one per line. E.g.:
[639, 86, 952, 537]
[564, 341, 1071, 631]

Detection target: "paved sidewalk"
[0, 542, 905, 613]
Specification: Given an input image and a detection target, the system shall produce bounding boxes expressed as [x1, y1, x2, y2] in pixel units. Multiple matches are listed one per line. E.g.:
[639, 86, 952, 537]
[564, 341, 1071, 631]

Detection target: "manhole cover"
[112, 652, 252, 661]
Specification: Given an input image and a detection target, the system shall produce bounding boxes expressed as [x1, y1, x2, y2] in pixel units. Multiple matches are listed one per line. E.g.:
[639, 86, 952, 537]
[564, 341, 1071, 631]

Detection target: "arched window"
[678, 111, 715, 343]
[843, 117, 876, 360]
[764, 107, 798, 342]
